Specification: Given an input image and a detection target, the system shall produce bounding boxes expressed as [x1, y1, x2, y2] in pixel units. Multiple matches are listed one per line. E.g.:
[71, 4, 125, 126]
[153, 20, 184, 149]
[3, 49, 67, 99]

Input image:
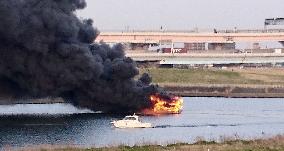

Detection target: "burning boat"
[142, 94, 184, 115]
[0, 0, 183, 115]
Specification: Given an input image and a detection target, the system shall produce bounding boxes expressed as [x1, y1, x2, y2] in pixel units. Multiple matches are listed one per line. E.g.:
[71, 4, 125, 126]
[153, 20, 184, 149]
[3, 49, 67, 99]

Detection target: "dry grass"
[16, 135, 284, 151]
[139, 68, 284, 86]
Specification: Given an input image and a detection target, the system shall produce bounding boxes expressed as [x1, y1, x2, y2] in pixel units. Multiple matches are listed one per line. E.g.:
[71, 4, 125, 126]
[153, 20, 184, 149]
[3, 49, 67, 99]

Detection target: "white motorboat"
[111, 114, 152, 128]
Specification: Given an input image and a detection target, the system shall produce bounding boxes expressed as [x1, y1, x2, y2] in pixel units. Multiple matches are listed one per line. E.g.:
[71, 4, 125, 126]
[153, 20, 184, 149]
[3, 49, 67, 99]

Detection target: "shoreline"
[18, 135, 284, 151]
[1, 84, 284, 105]
[1, 83, 284, 105]
[162, 84, 284, 98]
[138, 68, 284, 98]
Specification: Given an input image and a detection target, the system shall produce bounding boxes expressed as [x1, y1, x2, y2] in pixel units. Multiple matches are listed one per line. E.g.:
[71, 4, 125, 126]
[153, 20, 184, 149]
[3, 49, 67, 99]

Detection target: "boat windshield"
[123, 117, 137, 120]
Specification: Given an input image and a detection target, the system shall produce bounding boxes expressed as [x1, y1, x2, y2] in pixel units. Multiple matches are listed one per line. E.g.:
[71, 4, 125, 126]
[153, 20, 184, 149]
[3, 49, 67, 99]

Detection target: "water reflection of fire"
[142, 94, 184, 115]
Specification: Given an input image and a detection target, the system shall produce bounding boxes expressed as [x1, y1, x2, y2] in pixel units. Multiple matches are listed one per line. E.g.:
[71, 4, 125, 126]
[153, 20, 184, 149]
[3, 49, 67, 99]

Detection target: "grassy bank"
[20, 135, 284, 151]
[139, 68, 284, 86]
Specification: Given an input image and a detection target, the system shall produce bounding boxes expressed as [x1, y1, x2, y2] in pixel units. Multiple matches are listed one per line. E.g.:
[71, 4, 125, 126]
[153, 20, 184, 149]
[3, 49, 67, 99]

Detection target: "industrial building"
[96, 19, 284, 53]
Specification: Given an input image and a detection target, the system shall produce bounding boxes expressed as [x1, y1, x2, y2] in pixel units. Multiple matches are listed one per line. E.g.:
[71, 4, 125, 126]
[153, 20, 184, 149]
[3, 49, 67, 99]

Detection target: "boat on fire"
[111, 114, 152, 128]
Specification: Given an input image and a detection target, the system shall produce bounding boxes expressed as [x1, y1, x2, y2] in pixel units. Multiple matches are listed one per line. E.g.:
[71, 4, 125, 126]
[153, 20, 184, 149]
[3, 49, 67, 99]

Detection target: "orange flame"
[142, 94, 183, 115]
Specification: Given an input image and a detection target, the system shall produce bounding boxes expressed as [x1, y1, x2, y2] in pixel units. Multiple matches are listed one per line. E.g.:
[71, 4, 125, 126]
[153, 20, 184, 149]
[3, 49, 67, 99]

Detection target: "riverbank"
[140, 68, 284, 97]
[1, 68, 284, 105]
[162, 84, 284, 97]
[19, 135, 284, 151]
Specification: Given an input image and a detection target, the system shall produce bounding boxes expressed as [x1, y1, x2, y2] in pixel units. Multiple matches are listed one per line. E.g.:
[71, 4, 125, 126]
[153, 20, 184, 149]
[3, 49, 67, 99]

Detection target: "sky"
[77, 0, 283, 31]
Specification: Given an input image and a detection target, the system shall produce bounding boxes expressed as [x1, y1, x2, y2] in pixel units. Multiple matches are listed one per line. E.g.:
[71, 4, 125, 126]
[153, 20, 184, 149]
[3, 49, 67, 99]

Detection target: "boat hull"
[112, 121, 152, 128]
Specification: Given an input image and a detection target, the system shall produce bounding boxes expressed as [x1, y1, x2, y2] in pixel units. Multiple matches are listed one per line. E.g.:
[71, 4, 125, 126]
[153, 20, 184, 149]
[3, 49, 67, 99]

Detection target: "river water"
[0, 97, 284, 149]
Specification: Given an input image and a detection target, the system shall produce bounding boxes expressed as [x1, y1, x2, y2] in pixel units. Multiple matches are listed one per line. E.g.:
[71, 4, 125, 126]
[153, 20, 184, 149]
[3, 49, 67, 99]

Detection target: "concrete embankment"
[0, 85, 283, 105]
[162, 84, 284, 98]
[0, 97, 64, 105]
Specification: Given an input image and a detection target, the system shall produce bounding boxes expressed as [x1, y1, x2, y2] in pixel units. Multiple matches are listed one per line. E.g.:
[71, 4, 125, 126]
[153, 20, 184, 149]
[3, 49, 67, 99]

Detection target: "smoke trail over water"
[0, 0, 161, 113]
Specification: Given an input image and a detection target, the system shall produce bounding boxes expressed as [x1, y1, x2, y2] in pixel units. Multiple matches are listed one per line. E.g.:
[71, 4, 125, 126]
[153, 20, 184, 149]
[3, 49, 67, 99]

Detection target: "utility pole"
[159, 26, 163, 53]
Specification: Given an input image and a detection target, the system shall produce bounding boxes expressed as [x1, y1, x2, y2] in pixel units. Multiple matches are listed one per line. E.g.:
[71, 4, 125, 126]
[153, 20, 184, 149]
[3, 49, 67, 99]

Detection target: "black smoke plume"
[0, 0, 162, 113]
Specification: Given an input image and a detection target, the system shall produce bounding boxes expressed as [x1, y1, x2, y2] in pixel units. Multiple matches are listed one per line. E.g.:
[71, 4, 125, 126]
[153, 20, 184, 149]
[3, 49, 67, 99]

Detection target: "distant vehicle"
[265, 18, 284, 26]
[148, 42, 187, 53]
[111, 114, 152, 128]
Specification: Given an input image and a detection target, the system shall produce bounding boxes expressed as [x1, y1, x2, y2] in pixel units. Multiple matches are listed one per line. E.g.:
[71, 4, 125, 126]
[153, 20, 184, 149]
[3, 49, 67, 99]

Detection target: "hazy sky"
[77, 0, 283, 31]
